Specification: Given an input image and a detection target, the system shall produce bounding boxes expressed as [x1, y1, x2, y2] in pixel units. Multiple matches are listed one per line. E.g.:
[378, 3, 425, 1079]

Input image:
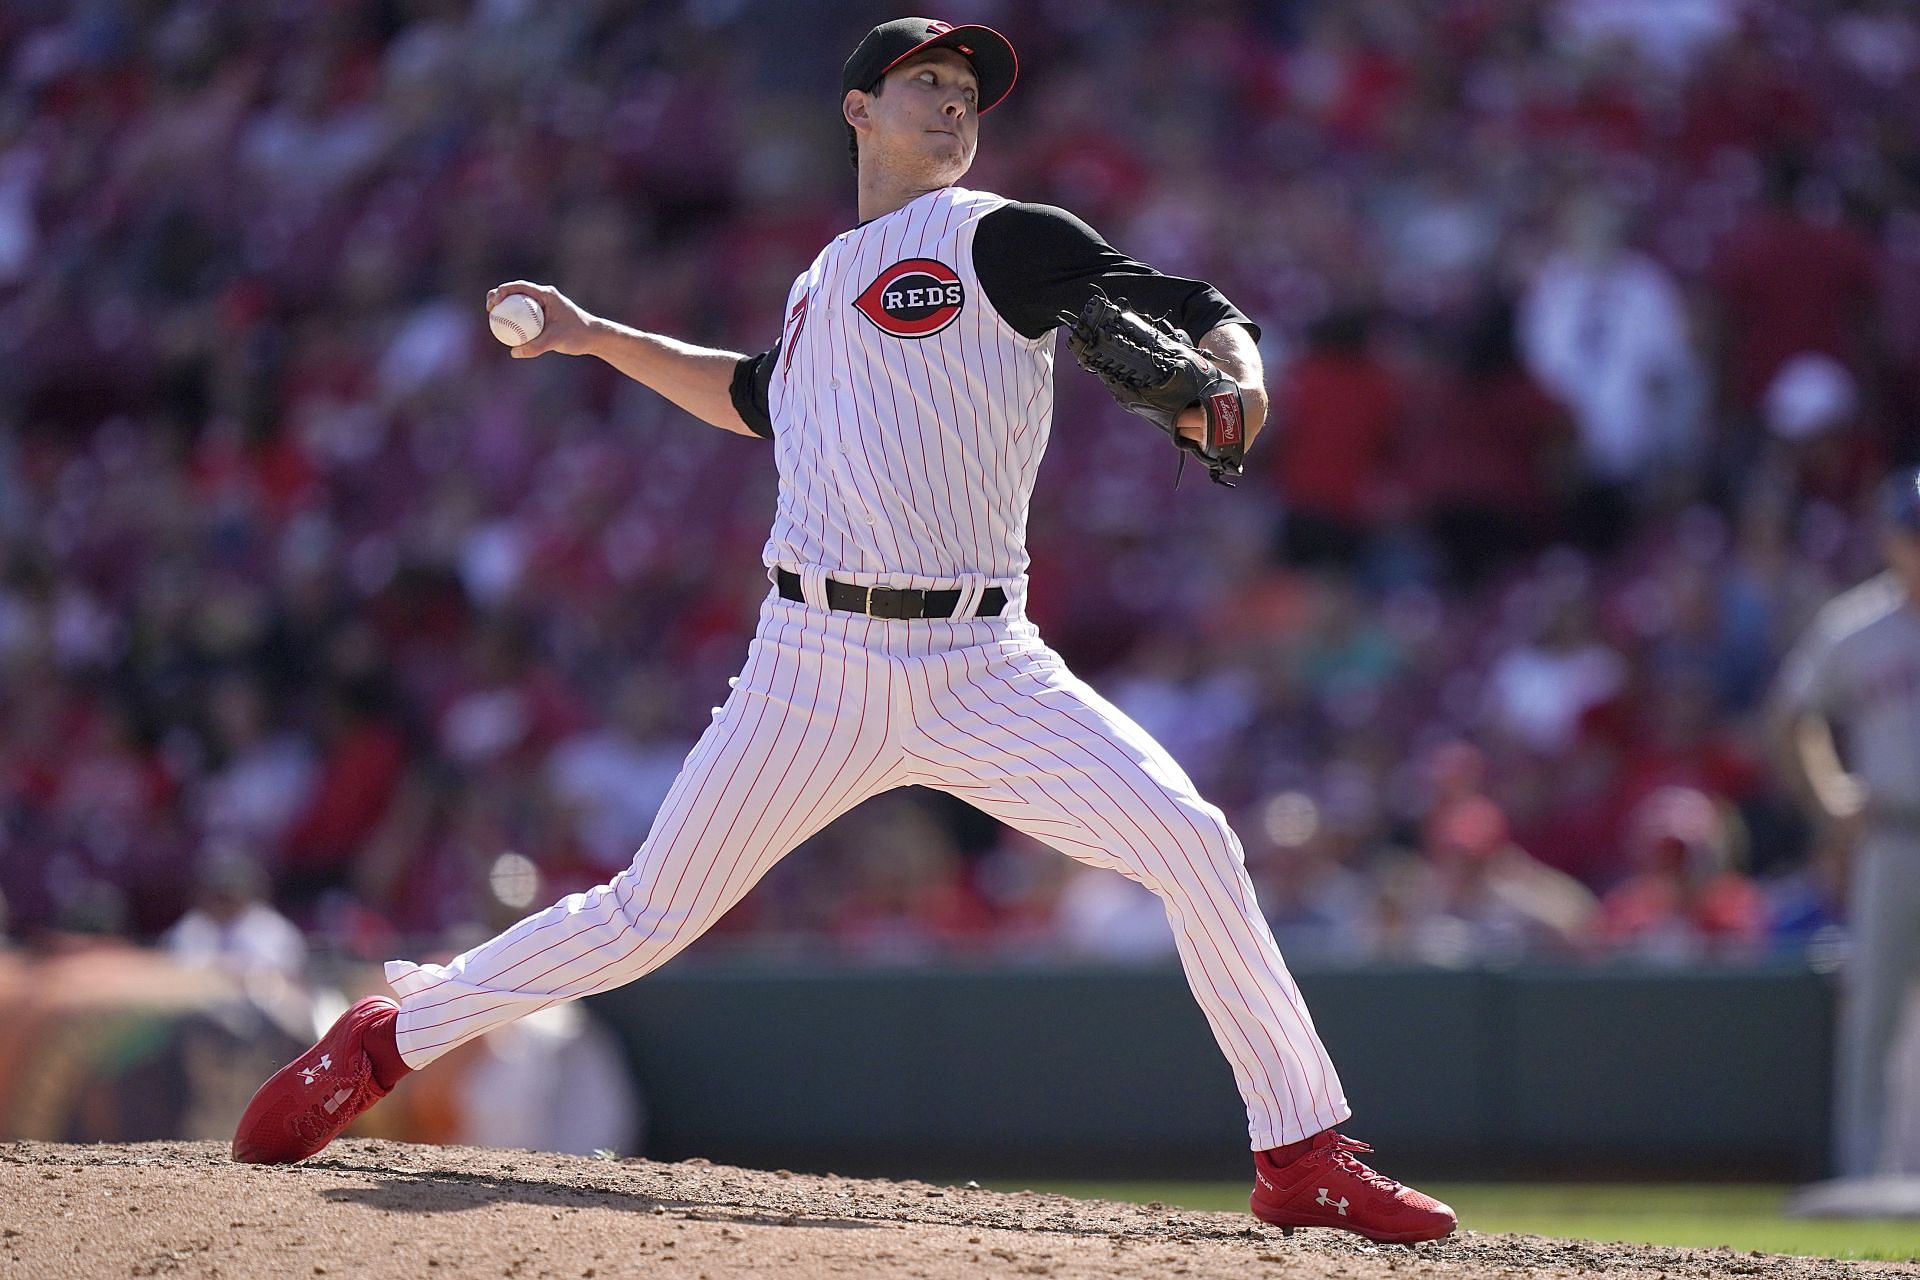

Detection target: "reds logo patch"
[852, 259, 965, 339]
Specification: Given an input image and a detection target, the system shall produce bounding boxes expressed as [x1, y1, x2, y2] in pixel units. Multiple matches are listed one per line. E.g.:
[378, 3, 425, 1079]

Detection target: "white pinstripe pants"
[388, 590, 1351, 1148]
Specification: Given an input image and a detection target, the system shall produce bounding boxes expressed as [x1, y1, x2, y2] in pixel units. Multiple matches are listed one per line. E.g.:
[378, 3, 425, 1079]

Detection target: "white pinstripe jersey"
[763, 186, 1054, 586]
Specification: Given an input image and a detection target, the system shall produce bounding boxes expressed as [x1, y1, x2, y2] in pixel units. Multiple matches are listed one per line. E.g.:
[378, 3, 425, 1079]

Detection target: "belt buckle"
[865, 586, 915, 619]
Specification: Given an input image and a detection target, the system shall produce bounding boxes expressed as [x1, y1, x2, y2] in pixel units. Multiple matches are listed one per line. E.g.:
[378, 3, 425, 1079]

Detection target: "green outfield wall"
[587, 961, 1832, 1181]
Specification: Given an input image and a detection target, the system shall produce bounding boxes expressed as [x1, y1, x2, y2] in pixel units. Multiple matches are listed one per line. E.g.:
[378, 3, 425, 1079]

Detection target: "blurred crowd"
[1, 0, 1917, 972]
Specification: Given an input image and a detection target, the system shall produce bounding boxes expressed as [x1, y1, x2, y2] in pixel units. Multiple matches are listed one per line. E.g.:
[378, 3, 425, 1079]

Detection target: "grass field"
[1009, 1182, 1920, 1263]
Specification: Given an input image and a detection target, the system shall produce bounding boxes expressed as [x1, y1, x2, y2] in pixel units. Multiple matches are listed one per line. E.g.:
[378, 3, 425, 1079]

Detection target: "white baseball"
[489, 294, 545, 348]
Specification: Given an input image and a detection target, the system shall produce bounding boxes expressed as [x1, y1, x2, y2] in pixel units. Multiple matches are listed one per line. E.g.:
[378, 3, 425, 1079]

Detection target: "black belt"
[776, 568, 1006, 620]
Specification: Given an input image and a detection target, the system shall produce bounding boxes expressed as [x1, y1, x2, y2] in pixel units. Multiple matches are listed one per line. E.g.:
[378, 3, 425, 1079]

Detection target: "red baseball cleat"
[1250, 1131, 1456, 1244]
[231, 996, 399, 1164]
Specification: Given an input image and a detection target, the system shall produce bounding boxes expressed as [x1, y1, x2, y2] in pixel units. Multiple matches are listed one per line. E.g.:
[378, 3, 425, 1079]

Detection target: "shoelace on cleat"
[1323, 1136, 1406, 1197]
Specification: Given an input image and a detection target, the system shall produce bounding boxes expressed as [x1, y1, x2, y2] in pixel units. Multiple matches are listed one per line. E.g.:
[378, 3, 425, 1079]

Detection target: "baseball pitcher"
[232, 17, 1454, 1243]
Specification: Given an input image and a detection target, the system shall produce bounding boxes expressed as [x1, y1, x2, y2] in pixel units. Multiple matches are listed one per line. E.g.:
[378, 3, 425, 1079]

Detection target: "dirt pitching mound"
[1, 1140, 1910, 1280]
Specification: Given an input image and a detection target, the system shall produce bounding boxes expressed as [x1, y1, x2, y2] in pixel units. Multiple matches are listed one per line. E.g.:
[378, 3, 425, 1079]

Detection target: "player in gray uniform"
[1773, 468, 1920, 1176]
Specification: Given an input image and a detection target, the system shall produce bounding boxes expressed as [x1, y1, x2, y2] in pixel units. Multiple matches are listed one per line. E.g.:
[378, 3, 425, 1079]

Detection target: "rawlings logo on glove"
[1060, 290, 1247, 486]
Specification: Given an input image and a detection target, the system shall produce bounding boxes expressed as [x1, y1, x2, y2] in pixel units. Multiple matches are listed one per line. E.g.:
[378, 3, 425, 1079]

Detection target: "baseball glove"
[1060, 289, 1247, 486]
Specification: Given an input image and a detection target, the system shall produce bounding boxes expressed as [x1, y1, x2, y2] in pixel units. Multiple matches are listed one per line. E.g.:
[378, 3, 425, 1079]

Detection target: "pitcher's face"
[847, 49, 979, 187]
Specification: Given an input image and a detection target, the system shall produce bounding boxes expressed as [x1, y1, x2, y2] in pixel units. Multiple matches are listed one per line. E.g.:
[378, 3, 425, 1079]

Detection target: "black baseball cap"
[843, 17, 1018, 114]
[1881, 467, 1920, 533]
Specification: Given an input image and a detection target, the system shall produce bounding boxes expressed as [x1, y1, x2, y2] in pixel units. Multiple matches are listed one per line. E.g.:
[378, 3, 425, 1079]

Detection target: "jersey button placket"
[827, 373, 862, 516]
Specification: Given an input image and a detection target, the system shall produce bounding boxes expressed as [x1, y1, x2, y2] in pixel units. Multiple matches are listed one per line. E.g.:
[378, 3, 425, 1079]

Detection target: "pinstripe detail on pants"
[387, 590, 1349, 1148]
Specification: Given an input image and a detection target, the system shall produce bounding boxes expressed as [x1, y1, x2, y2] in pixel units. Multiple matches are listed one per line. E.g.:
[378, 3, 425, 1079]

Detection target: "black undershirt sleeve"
[971, 202, 1259, 344]
[728, 338, 780, 438]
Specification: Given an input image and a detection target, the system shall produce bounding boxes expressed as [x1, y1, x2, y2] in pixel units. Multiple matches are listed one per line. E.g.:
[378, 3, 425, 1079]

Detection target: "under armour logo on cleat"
[1315, 1189, 1350, 1216]
[318, 1054, 331, 1071]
